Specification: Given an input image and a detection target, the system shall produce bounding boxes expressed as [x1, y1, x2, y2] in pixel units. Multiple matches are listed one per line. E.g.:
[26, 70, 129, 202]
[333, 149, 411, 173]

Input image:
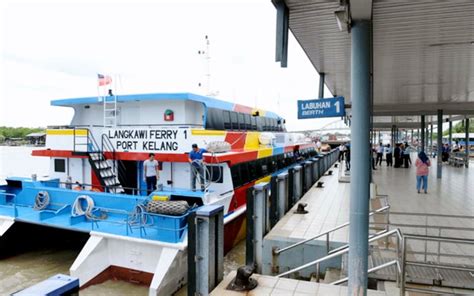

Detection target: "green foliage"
[442, 119, 474, 136]
[0, 126, 45, 139]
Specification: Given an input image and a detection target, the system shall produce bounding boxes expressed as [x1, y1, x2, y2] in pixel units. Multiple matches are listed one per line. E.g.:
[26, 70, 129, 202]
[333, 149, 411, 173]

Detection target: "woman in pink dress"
[415, 151, 431, 194]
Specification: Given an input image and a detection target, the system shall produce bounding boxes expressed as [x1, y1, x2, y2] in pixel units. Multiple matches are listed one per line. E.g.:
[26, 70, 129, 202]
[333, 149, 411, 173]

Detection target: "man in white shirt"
[376, 142, 384, 166]
[338, 143, 346, 162]
[144, 153, 159, 194]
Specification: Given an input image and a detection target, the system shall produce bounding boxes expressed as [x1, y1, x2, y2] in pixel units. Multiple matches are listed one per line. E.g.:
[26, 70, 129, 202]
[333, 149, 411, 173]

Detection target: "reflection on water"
[0, 146, 246, 295]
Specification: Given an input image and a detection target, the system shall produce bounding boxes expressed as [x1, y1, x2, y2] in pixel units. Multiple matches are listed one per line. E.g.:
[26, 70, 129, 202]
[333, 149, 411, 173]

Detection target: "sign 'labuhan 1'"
[297, 96, 345, 119]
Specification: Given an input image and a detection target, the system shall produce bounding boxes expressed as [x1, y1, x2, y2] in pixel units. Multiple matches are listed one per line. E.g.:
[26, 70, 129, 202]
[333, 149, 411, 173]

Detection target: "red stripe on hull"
[225, 132, 246, 150]
[224, 212, 246, 254]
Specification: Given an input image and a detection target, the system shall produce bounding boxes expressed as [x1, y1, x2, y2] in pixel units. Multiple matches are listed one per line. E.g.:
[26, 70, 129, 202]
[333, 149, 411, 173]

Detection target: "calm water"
[0, 146, 245, 295]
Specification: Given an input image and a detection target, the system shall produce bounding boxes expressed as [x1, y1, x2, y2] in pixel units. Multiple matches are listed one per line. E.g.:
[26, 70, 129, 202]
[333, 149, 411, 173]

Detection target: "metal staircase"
[273, 203, 474, 295]
[73, 128, 124, 193]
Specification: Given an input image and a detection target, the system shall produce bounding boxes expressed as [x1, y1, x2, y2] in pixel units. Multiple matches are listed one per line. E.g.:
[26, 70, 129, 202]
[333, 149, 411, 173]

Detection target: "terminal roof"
[284, 0, 474, 116]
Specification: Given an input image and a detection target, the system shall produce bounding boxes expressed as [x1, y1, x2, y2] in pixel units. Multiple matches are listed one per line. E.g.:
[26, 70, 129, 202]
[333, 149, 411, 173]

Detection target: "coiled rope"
[129, 204, 152, 226]
[34, 191, 50, 210]
[71, 195, 107, 220]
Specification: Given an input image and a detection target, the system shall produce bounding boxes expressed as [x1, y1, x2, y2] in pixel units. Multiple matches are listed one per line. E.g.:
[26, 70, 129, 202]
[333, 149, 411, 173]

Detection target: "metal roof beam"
[350, 0, 373, 20]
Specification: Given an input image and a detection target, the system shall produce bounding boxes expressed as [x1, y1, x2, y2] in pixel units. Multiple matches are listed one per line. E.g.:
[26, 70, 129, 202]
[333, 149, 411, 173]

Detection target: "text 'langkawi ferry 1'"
[0, 90, 318, 295]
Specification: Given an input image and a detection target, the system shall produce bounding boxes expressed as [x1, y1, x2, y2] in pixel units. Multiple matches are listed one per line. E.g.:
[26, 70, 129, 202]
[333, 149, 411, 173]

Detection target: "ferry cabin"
[32, 93, 317, 249]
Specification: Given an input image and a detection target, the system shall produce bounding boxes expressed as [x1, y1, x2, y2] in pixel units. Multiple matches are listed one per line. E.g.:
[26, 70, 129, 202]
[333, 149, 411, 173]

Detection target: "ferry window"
[277, 155, 285, 170]
[256, 117, 263, 131]
[206, 108, 224, 130]
[223, 111, 231, 129]
[209, 166, 223, 183]
[244, 114, 251, 130]
[272, 118, 278, 131]
[231, 165, 242, 187]
[238, 113, 245, 130]
[267, 157, 275, 173]
[259, 159, 268, 176]
[240, 163, 250, 184]
[54, 158, 66, 173]
[248, 161, 258, 180]
[251, 116, 257, 130]
[230, 112, 239, 130]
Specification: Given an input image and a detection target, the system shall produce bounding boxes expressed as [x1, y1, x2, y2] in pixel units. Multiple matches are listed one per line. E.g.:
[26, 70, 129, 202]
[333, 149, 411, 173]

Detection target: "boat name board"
[105, 128, 190, 152]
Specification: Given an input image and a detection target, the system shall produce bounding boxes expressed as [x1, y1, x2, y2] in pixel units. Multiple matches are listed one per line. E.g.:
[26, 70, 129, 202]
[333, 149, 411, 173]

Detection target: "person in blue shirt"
[188, 144, 207, 191]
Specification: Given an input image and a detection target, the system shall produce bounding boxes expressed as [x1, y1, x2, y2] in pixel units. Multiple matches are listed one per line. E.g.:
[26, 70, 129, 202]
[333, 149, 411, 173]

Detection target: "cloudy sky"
[0, 0, 337, 131]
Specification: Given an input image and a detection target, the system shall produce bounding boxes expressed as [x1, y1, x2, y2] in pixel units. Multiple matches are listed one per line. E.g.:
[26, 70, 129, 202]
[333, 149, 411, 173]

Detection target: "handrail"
[273, 205, 390, 255]
[277, 228, 402, 278]
[400, 234, 474, 296]
[390, 211, 474, 219]
[329, 260, 401, 285]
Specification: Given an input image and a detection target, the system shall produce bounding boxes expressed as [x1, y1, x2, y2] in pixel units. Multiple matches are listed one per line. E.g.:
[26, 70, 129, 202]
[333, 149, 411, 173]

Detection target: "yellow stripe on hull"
[46, 129, 88, 136]
[191, 129, 226, 136]
[244, 132, 260, 150]
[257, 148, 273, 159]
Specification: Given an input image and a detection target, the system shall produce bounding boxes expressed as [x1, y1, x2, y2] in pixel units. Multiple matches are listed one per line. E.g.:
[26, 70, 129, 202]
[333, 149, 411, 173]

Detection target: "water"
[0, 146, 245, 295]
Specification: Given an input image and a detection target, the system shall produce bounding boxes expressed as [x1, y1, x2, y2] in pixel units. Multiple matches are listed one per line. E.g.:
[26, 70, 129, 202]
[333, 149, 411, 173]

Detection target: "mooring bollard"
[293, 165, 302, 203]
[246, 182, 270, 274]
[188, 204, 224, 296]
[277, 172, 289, 219]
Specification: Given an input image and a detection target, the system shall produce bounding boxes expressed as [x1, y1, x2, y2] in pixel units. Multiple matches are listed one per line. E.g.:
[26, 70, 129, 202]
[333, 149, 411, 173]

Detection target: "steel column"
[348, 20, 371, 295]
[466, 118, 470, 168]
[421, 115, 425, 152]
[430, 124, 433, 155]
[449, 120, 453, 145]
[275, 0, 289, 67]
[319, 73, 325, 99]
[437, 110, 443, 178]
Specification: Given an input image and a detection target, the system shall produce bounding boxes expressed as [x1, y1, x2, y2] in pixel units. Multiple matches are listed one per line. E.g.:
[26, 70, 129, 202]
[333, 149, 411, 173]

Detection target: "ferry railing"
[41, 180, 144, 196]
[369, 211, 474, 264]
[0, 192, 18, 217]
[101, 133, 127, 184]
[272, 205, 390, 256]
[400, 234, 474, 296]
[277, 228, 404, 283]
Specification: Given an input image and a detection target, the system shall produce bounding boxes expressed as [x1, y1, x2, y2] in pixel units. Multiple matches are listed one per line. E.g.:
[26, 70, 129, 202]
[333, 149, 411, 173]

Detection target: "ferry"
[0, 92, 318, 295]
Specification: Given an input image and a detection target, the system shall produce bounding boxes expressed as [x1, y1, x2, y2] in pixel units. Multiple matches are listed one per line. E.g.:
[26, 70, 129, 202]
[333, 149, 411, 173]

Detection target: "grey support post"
[319, 72, 325, 99]
[421, 115, 425, 152]
[277, 172, 289, 219]
[449, 120, 453, 146]
[466, 118, 470, 168]
[293, 165, 302, 202]
[348, 20, 371, 294]
[187, 205, 224, 296]
[437, 110, 443, 178]
[246, 182, 269, 274]
[430, 123, 433, 155]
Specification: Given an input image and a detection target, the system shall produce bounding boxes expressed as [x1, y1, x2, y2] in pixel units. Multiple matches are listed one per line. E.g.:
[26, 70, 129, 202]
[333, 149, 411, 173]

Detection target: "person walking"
[338, 143, 346, 162]
[394, 143, 401, 168]
[345, 143, 351, 171]
[385, 144, 393, 167]
[144, 153, 159, 194]
[188, 143, 207, 191]
[376, 142, 384, 166]
[415, 151, 431, 194]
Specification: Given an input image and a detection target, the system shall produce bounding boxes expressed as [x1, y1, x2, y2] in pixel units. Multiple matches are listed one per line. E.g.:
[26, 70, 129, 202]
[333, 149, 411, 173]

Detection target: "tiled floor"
[266, 166, 351, 244]
[210, 271, 388, 296]
[372, 156, 474, 265]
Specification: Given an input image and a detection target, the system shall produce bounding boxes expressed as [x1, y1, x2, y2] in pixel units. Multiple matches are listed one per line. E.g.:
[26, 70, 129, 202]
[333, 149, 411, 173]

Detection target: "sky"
[0, 0, 337, 131]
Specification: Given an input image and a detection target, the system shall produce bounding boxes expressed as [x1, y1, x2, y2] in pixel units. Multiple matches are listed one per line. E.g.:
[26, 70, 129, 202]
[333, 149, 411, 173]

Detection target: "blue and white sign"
[297, 96, 345, 119]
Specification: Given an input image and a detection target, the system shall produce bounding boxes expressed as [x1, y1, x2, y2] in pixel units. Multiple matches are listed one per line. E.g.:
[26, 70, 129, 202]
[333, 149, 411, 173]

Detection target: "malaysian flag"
[97, 74, 112, 86]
